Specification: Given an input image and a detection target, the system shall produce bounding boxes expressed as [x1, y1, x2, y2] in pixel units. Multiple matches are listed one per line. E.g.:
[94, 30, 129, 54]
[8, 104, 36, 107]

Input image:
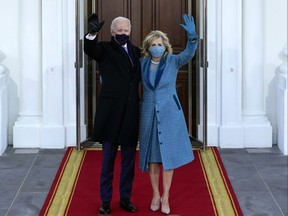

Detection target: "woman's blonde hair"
[141, 30, 173, 57]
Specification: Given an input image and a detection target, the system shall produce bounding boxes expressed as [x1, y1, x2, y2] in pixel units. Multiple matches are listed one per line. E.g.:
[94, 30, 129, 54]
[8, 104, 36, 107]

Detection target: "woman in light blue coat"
[138, 14, 198, 214]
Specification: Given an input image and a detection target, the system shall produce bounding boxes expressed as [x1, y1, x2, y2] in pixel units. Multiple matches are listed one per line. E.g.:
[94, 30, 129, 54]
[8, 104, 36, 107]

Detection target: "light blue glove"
[180, 14, 198, 40]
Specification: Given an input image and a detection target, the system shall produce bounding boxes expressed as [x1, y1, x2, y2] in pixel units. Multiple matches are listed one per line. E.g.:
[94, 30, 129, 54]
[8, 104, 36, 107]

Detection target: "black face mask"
[115, 34, 130, 45]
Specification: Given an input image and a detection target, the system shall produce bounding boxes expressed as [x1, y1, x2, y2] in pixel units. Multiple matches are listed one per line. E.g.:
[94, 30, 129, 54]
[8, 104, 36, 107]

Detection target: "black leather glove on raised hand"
[88, 13, 105, 34]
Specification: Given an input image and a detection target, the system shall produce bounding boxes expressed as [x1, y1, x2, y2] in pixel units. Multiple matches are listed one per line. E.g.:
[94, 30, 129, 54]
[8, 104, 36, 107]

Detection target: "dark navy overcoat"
[84, 35, 141, 146]
[139, 39, 198, 171]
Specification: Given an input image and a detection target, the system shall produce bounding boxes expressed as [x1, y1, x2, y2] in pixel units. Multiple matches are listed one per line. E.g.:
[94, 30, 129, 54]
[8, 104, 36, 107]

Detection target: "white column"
[13, 0, 42, 148]
[206, 0, 221, 146]
[63, 0, 77, 146]
[219, 0, 244, 148]
[41, 0, 65, 148]
[242, 0, 272, 147]
[63, 0, 87, 147]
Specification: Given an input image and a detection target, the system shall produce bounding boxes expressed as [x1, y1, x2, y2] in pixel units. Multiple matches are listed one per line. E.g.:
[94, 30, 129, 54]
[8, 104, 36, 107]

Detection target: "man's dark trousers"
[100, 140, 136, 203]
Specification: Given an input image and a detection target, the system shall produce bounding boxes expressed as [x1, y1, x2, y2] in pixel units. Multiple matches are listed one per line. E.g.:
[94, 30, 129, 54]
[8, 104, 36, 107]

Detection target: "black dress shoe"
[119, 200, 136, 212]
[99, 203, 110, 214]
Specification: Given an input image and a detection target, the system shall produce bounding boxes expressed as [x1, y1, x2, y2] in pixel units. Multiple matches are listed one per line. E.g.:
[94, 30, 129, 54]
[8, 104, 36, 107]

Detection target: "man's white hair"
[110, 16, 131, 30]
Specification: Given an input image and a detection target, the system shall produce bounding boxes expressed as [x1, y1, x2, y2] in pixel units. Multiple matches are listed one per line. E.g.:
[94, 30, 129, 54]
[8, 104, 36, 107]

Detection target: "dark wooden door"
[85, 0, 198, 138]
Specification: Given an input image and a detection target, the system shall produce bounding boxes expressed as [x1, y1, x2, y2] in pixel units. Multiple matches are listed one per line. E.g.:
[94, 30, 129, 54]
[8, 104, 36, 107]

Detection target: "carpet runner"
[40, 147, 243, 216]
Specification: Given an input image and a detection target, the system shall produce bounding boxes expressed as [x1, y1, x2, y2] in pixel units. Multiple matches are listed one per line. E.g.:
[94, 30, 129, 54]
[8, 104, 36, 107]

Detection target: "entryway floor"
[0, 145, 287, 216]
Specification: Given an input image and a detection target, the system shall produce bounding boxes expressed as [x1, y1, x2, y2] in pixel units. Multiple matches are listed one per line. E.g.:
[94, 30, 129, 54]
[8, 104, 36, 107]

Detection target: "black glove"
[88, 13, 105, 34]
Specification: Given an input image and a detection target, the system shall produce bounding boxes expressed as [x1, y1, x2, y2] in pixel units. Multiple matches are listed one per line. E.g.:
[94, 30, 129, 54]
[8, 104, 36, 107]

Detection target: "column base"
[65, 124, 87, 147]
[13, 123, 87, 148]
[66, 125, 76, 147]
[242, 123, 272, 148]
[219, 122, 272, 148]
[220, 125, 244, 148]
[197, 124, 222, 147]
[13, 123, 41, 148]
[42, 126, 65, 148]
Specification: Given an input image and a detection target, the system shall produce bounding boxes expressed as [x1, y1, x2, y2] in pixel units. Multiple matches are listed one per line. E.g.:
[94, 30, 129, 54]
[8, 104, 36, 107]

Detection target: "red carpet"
[40, 147, 243, 216]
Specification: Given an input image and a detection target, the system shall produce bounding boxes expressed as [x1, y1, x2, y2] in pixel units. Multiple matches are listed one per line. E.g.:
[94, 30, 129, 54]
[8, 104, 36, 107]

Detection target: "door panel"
[142, 0, 187, 50]
[95, 0, 187, 47]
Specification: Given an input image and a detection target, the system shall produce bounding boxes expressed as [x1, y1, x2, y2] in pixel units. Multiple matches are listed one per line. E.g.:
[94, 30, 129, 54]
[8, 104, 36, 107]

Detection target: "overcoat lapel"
[110, 37, 133, 69]
[154, 58, 165, 88]
[142, 57, 166, 90]
[142, 57, 153, 90]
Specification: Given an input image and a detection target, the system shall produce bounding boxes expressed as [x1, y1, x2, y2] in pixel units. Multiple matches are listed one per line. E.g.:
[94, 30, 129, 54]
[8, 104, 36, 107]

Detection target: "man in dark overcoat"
[84, 14, 141, 215]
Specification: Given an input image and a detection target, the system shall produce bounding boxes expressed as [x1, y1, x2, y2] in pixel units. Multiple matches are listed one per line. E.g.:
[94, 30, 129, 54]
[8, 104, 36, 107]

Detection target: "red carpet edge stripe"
[41, 147, 73, 216]
[197, 150, 218, 216]
[211, 147, 242, 216]
[211, 148, 238, 215]
[64, 150, 87, 216]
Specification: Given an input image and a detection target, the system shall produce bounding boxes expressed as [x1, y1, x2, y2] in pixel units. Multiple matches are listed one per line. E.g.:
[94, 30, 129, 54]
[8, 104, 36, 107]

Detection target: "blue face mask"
[149, 45, 165, 58]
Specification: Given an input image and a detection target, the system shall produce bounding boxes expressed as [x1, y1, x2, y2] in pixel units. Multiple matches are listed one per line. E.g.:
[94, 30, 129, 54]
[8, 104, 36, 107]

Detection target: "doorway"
[76, 0, 207, 149]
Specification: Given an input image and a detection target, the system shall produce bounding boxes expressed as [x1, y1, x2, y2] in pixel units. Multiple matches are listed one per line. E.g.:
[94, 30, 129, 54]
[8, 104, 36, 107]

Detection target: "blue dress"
[147, 61, 162, 163]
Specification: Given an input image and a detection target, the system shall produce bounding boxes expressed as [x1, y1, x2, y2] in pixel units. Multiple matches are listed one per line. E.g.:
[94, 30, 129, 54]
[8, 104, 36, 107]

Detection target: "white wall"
[206, 0, 287, 148]
[264, 0, 288, 144]
[276, 46, 287, 155]
[0, 64, 8, 155]
[1, 0, 79, 148]
[0, 1, 21, 145]
[0, 0, 286, 149]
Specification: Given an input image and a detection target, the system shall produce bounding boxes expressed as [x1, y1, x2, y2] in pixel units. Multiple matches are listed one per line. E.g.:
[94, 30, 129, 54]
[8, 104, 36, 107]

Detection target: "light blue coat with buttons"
[139, 38, 198, 171]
